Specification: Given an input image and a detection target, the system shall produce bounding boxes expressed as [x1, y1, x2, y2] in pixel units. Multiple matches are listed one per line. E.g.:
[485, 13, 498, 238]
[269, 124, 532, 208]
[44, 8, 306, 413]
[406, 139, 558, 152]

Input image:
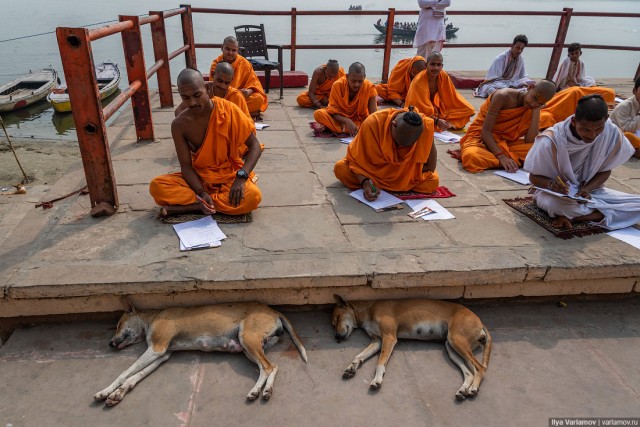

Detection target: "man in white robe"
[474, 34, 535, 98]
[552, 43, 596, 90]
[523, 94, 640, 231]
[413, 0, 451, 58]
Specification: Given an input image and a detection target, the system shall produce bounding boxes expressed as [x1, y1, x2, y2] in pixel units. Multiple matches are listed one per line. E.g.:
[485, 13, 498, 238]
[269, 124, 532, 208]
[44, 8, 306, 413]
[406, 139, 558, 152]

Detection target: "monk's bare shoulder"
[171, 111, 195, 135]
[490, 89, 517, 110]
[311, 66, 325, 81]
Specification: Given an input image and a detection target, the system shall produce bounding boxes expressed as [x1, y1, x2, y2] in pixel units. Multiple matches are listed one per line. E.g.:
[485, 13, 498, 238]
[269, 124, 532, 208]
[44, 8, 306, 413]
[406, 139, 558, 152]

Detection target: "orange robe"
[460, 95, 534, 173]
[149, 98, 262, 214]
[210, 54, 268, 113]
[334, 109, 439, 193]
[296, 65, 345, 108]
[224, 86, 252, 120]
[375, 56, 425, 102]
[405, 70, 476, 130]
[624, 132, 640, 149]
[539, 86, 615, 129]
[313, 76, 378, 133]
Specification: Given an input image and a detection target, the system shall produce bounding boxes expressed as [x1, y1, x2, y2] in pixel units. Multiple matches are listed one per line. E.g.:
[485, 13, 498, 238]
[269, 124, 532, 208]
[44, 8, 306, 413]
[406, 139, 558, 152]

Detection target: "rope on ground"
[35, 186, 89, 210]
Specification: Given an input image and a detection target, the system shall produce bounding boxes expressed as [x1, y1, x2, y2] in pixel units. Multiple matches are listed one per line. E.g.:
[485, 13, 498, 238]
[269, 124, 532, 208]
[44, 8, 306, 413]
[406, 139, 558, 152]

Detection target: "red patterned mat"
[389, 186, 456, 200]
[503, 197, 606, 239]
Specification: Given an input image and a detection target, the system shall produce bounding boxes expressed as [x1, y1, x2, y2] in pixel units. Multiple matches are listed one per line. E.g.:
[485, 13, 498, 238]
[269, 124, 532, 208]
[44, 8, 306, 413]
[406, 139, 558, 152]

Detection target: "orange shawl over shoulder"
[346, 109, 434, 191]
[539, 86, 615, 129]
[326, 76, 377, 122]
[405, 70, 475, 129]
[224, 86, 252, 119]
[375, 56, 425, 101]
[210, 54, 268, 112]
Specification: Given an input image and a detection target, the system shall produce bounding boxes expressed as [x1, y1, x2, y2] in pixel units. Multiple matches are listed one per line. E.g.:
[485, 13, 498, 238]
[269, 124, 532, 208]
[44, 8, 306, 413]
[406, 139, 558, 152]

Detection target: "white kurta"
[413, 0, 451, 47]
[523, 116, 639, 230]
[473, 50, 534, 98]
[552, 57, 596, 90]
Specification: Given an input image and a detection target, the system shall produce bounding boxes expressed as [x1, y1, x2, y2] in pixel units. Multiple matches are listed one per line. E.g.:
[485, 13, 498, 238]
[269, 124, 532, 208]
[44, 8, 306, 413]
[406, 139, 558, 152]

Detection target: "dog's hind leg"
[445, 341, 474, 400]
[239, 320, 278, 401]
[105, 352, 172, 407]
[369, 334, 398, 390]
[343, 336, 381, 379]
[447, 333, 485, 399]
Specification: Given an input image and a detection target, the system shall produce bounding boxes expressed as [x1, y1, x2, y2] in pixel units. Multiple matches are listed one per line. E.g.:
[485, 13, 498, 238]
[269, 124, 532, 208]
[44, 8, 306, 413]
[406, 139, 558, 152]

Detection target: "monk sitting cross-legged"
[334, 107, 439, 201]
[297, 59, 345, 109]
[149, 69, 262, 216]
[313, 62, 378, 136]
[405, 52, 475, 131]
[374, 56, 426, 107]
[460, 79, 556, 173]
[539, 85, 615, 129]
[209, 36, 268, 118]
[610, 77, 640, 159]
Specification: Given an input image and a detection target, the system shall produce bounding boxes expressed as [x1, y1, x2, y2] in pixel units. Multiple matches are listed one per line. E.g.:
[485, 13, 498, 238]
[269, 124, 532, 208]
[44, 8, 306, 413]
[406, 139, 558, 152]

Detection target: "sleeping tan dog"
[332, 295, 491, 400]
[95, 300, 308, 406]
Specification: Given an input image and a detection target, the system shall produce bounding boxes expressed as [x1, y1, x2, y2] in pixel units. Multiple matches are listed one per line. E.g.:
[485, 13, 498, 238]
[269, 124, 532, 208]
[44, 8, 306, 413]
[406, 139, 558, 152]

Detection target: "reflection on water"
[373, 34, 414, 45]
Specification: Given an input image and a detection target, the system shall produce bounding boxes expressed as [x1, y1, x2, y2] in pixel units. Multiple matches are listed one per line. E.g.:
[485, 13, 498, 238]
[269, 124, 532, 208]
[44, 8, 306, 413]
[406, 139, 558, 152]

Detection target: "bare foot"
[158, 203, 202, 217]
[551, 216, 573, 230]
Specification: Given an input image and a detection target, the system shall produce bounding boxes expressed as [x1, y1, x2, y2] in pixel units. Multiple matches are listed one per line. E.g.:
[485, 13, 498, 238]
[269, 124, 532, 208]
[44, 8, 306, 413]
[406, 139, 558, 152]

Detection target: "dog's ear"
[333, 294, 349, 307]
[122, 297, 136, 314]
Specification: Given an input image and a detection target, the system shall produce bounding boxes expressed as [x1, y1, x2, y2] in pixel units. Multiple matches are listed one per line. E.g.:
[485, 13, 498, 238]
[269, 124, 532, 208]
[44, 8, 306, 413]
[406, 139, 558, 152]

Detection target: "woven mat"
[389, 186, 456, 200]
[447, 148, 462, 161]
[160, 212, 253, 225]
[309, 121, 350, 138]
[503, 197, 606, 239]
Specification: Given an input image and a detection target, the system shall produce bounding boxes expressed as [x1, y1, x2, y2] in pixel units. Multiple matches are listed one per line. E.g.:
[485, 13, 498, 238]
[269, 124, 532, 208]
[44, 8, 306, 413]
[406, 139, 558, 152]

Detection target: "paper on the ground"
[434, 130, 462, 143]
[535, 183, 595, 204]
[349, 189, 403, 211]
[180, 240, 222, 251]
[607, 227, 640, 250]
[340, 137, 353, 144]
[405, 199, 455, 220]
[615, 97, 625, 104]
[172, 216, 226, 250]
[255, 123, 270, 130]
[494, 169, 530, 185]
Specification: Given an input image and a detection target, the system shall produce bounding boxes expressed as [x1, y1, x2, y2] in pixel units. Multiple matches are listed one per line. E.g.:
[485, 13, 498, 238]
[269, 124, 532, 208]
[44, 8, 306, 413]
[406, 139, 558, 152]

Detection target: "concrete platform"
[1, 77, 639, 317]
[1, 299, 639, 426]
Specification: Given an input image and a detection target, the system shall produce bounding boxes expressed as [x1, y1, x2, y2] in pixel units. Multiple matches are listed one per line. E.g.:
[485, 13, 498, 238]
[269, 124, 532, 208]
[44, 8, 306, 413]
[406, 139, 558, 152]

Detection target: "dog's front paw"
[247, 390, 260, 401]
[105, 387, 127, 407]
[455, 390, 467, 401]
[94, 389, 109, 401]
[342, 367, 357, 379]
[369, 379, 382, 390]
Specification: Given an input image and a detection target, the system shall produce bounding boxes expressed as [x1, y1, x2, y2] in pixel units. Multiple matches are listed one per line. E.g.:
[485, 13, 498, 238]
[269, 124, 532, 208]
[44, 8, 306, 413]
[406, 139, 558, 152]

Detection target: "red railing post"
[546, 7, 573, 81]
[381, 8, 396, 83]
[56, 27, 118, 216]
[180, 4, 197, 70]
[290, 8, 297, 71]
[150, 11, 173, 108]
[120, 15, 155, 141]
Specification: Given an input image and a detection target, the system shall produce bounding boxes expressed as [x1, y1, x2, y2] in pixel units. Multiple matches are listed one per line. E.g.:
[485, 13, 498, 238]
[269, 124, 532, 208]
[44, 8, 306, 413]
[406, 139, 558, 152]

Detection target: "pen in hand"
[196, 194, 216, 212]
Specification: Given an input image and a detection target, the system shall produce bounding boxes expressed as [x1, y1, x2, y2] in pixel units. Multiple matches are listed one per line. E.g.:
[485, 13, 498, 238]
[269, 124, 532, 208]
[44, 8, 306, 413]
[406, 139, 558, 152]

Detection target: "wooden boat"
[374, 23, 459, 39]
[48, 62, 121, 113]
[0, 69, 58, 112]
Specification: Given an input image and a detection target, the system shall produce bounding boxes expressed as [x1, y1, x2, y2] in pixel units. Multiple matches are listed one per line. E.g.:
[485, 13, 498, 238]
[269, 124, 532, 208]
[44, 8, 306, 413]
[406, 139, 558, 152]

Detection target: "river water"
[0, 0, 638, 140]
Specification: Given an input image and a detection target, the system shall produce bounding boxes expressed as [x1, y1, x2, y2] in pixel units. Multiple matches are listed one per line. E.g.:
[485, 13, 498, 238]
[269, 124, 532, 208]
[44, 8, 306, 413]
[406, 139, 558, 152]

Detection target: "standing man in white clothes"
[413, 0, 451, 58]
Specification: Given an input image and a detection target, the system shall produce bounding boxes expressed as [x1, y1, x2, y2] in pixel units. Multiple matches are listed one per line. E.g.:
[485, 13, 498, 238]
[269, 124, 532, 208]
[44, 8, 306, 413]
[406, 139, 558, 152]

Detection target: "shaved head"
[327, 59, 340, 71]
[411, 59, 427, 76]
[214, 61, 234, 78]
[177, 68, 204, 88]
[392, 110, 424, 147]
[426, 52, 443, 65]
[348, 62, 366, 75]
[223, 36, 238, 46]
[533, 79, 557, 103]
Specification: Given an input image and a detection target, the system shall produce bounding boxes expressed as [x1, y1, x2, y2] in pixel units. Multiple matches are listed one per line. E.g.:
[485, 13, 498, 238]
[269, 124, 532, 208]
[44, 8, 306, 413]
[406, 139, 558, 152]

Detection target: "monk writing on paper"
[460, 80, 556, 173]
[313, 62, 378, 136]
[209, 36, 268, 118]
[375, 56, 426, 107]
[297, 59, 345, 109]
[334, 107, 439, 201]
[150, 69, 262, 216]
[524, 94, 640, 230]
[405, 52, 475, 130]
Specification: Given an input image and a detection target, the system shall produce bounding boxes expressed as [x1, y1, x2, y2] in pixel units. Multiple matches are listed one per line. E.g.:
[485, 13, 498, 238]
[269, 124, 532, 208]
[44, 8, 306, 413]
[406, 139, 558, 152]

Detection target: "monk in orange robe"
[405, 52, 475, 130]
[460, 80, 556, 173]
[297, 59, 345, 108]
[334, 107, 439, 199]
[313, 62, 378, 135]
[375, 56, 426, 107]
[539, 86, 615, 129]
[209, 36, 268, 116]
[150, 69, 262, 216]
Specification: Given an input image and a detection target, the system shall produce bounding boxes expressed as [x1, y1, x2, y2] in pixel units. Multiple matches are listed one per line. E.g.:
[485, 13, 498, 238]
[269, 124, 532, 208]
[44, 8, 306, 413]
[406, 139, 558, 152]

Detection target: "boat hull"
[0, 69, 58, 113]
[374, 23, 458, 39]
[48, 62, 121, 113]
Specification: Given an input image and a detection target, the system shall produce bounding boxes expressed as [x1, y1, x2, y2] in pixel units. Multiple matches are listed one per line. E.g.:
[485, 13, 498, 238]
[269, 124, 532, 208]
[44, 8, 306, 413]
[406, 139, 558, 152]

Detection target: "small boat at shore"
[0, 69, 58, 113]
[48, 62, 120, 113]
[374, 22, 459, 39]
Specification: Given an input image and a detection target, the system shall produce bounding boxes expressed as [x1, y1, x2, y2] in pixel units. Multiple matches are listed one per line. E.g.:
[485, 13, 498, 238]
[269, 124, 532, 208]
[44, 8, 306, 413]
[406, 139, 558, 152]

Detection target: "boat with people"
[348, 5, 362, 10]
[0, 68, 58, 113]
[374, 21, 459, 38]
[47, 61, 121, 113]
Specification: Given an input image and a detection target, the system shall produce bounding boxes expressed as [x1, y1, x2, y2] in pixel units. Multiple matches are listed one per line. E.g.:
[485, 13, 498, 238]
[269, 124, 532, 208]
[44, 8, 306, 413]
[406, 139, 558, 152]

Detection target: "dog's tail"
[278, 314, 308, 363]
[480, 325, 492, 370]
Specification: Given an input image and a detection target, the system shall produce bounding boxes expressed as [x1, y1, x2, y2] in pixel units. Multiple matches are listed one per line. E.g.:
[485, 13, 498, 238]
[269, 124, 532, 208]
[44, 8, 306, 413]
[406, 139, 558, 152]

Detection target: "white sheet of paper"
[405, 199, 455, 220]
[607, 227, 640, 250]
[494, 169, 530, 185]
[434, 131, 462, 143]
[535, 183, 595, 204]
[179, 240, 222, 251]
[615, 97, 625, 104]
[340, 137, 353, 144]
[635, 129, 640, 137]
[349, 189, 403, 211]
[254, 123, 270, 130]
[173, 216, 226, 249]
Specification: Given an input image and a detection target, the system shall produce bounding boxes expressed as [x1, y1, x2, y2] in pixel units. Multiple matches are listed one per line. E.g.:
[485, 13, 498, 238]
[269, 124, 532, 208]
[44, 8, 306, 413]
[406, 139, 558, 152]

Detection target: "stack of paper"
[494, 169, 531, 185]
[405, 199, 455, 220]
[534, 183, 594, 204]
[349, 189, 403, 212]
[172, 216, 227, 251]
[340, 137, 353, 144]
[434, 131, 462, 143]
[255, 123, 270, 130]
